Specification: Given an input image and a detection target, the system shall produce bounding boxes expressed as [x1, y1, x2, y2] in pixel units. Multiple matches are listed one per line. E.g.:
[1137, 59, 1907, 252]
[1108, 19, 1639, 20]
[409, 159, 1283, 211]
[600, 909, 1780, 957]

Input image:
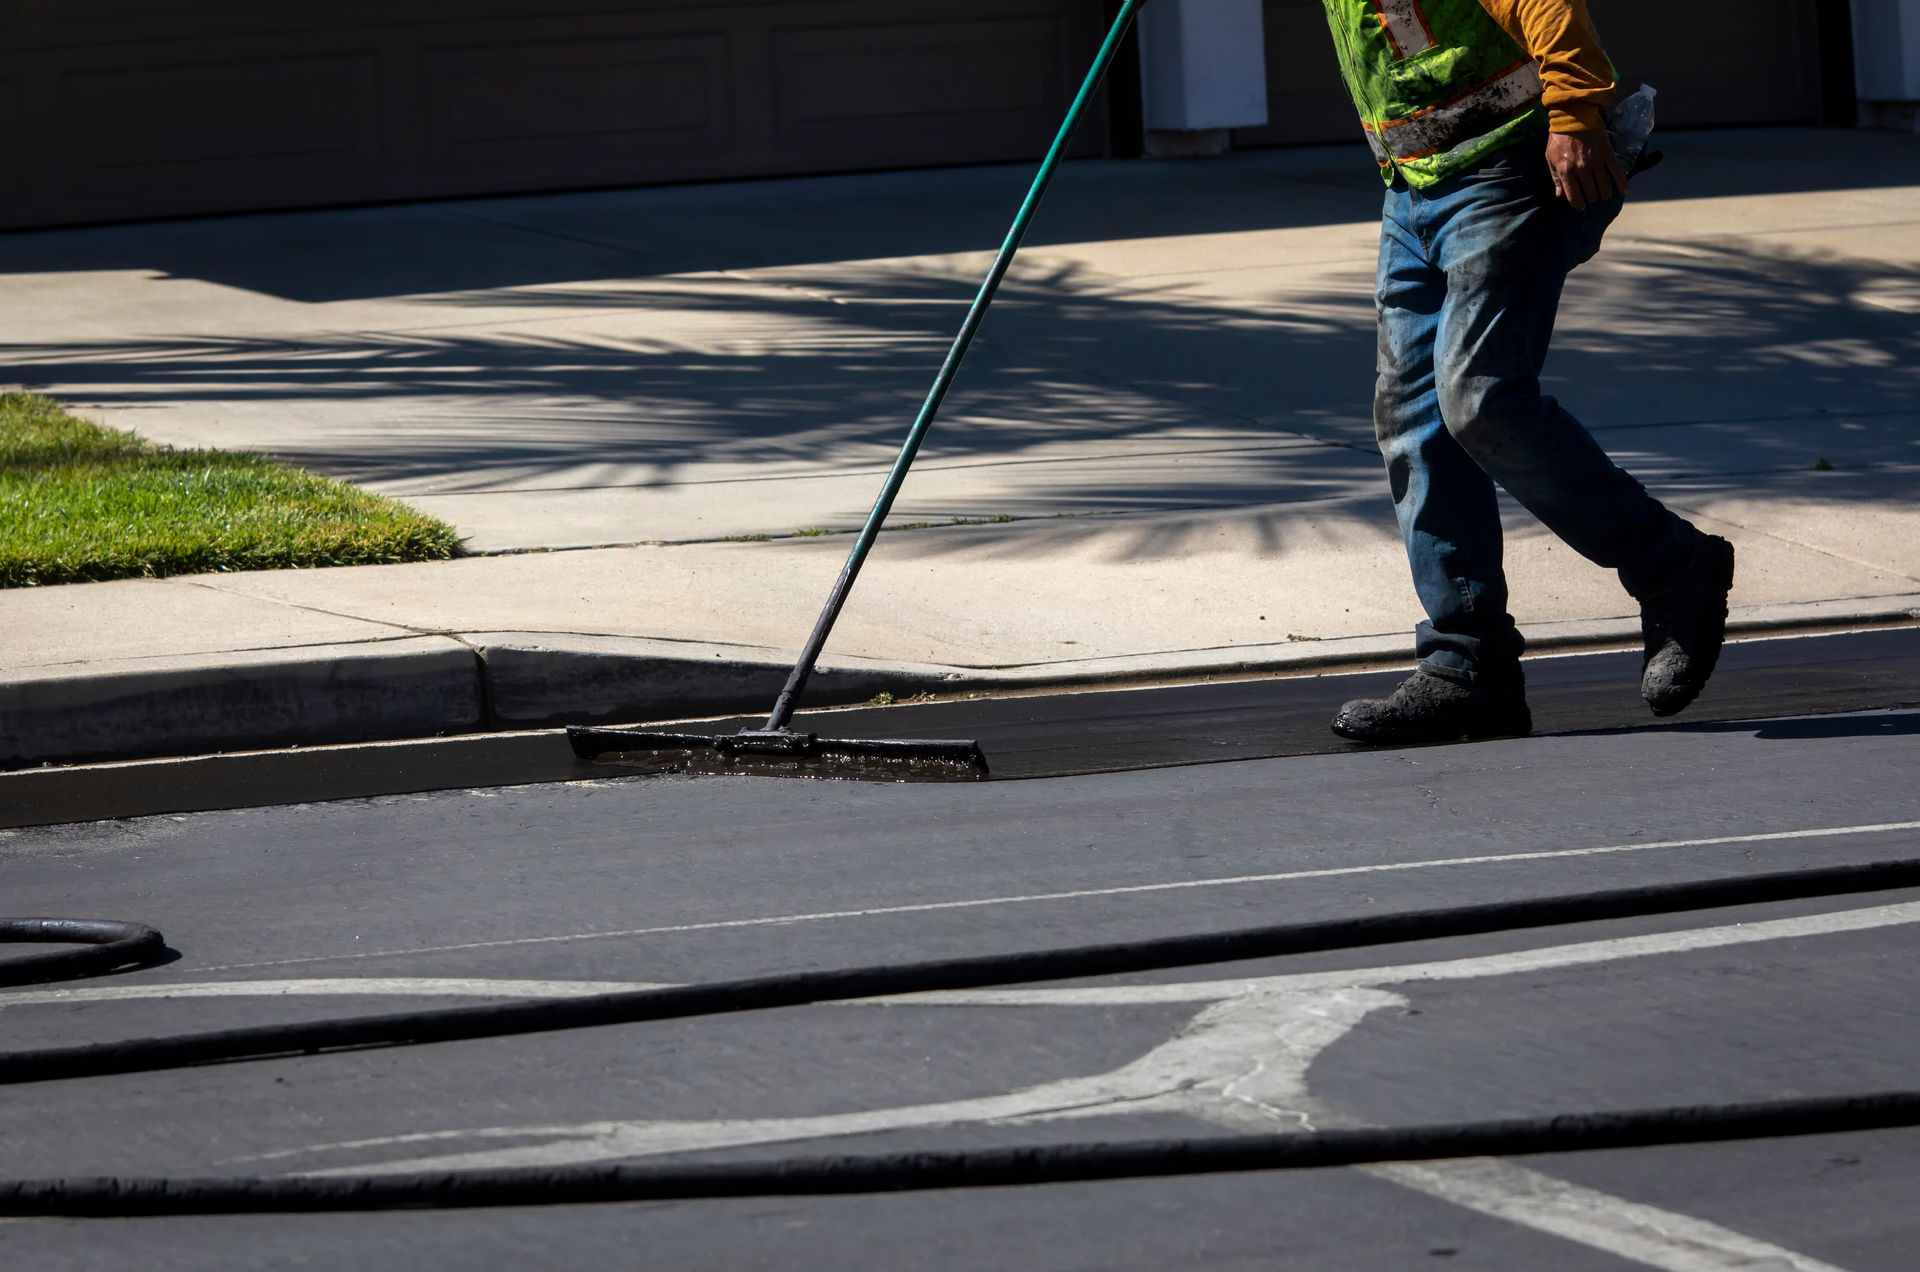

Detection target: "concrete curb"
[0, 638, 481, 770]
[475, 633, 962, 729]
[3, 596, 1917, 770]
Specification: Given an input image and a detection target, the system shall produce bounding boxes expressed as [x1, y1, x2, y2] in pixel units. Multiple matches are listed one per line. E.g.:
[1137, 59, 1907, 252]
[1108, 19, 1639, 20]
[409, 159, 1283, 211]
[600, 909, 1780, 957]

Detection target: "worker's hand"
[1546, 130, 1627, 210]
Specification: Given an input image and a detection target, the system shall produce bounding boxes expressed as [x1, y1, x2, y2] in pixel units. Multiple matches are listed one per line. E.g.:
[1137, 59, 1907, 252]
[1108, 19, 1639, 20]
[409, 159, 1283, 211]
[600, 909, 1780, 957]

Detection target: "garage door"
[1236, 0, 1828, 149]
[0, 0, 1109, 231]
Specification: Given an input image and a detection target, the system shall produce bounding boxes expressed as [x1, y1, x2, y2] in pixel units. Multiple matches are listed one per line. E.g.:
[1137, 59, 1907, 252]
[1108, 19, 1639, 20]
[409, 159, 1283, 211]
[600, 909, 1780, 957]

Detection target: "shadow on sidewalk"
[2, 125, 1914, 568]
[10, 245, 1915, 547]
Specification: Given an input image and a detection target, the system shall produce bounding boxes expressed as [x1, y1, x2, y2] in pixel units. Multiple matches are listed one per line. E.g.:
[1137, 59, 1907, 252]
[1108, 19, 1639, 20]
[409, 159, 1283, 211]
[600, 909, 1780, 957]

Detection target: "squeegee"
[569, 0, 1150, 781]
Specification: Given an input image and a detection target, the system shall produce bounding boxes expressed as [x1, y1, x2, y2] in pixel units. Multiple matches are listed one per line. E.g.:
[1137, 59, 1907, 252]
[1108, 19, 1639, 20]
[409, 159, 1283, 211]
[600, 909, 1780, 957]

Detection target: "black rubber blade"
[566, 727, 988, 783]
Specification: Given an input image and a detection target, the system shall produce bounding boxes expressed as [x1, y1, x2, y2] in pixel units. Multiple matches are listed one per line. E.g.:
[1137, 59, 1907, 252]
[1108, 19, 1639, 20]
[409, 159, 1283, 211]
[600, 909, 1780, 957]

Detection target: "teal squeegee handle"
[764, 0, 1150, 733]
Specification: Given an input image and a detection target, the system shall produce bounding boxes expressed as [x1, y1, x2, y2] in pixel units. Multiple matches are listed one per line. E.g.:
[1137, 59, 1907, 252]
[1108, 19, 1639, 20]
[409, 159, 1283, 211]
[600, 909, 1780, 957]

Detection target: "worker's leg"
[1425, 149, 1697, 597]
[1421, 146, 1734, 718]
[1372, 181, 1526, 682]
[1331, 185, 1533, 744]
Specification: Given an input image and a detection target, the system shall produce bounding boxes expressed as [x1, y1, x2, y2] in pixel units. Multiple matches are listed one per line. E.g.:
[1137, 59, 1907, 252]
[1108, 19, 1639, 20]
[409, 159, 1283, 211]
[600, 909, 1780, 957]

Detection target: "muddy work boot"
[1331, 666, 1531, 745]
[1638, 534, 1737, 717]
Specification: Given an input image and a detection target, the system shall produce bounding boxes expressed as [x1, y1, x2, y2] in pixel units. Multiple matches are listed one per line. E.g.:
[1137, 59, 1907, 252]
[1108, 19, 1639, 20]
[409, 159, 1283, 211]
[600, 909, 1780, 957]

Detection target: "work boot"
[1331, 665, 1531, 745]
[1638, 534, 1737, 717]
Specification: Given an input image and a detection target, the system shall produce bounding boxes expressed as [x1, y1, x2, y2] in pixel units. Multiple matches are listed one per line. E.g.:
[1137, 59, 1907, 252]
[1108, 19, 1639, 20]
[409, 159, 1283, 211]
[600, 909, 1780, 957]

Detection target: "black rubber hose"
[4, 854, 1918, 1087]
[5, 1089, 1918, 1216]
[0, 919, 167, 988]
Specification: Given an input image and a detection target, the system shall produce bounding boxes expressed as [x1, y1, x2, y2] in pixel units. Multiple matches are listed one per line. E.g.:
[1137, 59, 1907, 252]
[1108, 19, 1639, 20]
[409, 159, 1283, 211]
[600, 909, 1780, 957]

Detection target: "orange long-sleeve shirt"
[1476, 0, 1616, 133]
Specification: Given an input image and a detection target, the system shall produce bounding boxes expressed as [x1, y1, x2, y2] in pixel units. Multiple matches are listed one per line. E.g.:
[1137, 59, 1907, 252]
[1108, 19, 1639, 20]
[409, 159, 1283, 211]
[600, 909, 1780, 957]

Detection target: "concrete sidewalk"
[3, 129, 1917, 766]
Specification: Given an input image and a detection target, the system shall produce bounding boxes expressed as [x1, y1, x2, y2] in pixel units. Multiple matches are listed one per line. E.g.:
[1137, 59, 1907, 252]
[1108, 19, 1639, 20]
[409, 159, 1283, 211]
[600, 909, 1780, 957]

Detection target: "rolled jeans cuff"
[1416, 621, 1525, 682]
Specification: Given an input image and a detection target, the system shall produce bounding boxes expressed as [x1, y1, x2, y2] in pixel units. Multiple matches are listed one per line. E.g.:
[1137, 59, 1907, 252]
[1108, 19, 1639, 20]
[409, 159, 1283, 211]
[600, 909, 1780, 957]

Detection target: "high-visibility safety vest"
[1321, 1, 1549, 189]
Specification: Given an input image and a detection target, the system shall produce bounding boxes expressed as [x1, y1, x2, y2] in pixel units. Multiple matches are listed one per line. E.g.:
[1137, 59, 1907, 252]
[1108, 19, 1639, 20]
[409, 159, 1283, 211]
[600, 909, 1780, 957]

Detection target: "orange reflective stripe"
[1373, 59, 1541, 160]
[1373, 0, 1437, 58]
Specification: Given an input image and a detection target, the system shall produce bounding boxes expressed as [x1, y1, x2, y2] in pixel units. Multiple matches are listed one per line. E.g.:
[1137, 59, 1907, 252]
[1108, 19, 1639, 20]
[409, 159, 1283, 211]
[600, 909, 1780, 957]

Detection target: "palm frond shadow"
[13, 235, 1915, 564]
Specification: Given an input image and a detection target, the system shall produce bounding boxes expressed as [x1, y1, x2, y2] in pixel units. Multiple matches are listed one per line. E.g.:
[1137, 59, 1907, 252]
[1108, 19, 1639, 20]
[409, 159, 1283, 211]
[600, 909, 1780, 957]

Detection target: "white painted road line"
[190, 819, 1920, 975]
[221, 902, 1894, 1270]
[25, 899, 1920, 1016]
[1361, 1160, 1849, 1272]
[230, 897, 1920, 1174]
[899, 898, 1920, 1006]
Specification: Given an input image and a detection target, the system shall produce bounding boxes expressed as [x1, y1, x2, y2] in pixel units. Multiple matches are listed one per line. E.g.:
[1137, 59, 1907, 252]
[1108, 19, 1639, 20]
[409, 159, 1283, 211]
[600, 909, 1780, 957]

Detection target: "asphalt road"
[2, 684, 1918, 1266]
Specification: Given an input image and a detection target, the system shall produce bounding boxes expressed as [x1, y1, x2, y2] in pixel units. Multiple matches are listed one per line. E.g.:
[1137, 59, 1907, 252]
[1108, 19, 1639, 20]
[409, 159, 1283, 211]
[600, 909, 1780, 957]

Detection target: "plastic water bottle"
[1606, 84, 1657, 173]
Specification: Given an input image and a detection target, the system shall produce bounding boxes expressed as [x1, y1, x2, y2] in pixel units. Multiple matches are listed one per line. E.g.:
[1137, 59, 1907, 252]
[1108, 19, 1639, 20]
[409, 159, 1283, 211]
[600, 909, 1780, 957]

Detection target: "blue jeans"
[1373, 146, 1697, 681]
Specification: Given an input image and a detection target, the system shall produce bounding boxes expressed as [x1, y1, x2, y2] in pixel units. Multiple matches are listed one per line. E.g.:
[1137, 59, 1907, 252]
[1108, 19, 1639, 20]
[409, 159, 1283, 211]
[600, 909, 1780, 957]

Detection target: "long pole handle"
[765, 0, 1149, 732]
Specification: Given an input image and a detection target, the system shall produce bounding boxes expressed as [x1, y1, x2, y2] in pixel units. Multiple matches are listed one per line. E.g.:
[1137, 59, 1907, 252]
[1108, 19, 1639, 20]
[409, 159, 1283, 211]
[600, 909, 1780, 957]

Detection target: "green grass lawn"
[0, 393, 461, 588]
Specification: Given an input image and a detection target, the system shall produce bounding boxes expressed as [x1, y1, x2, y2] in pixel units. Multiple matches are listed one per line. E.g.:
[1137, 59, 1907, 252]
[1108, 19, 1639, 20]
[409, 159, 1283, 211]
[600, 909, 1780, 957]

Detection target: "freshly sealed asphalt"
[2, 632, 1918, 1269]
[677, 625, 1920, 779]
